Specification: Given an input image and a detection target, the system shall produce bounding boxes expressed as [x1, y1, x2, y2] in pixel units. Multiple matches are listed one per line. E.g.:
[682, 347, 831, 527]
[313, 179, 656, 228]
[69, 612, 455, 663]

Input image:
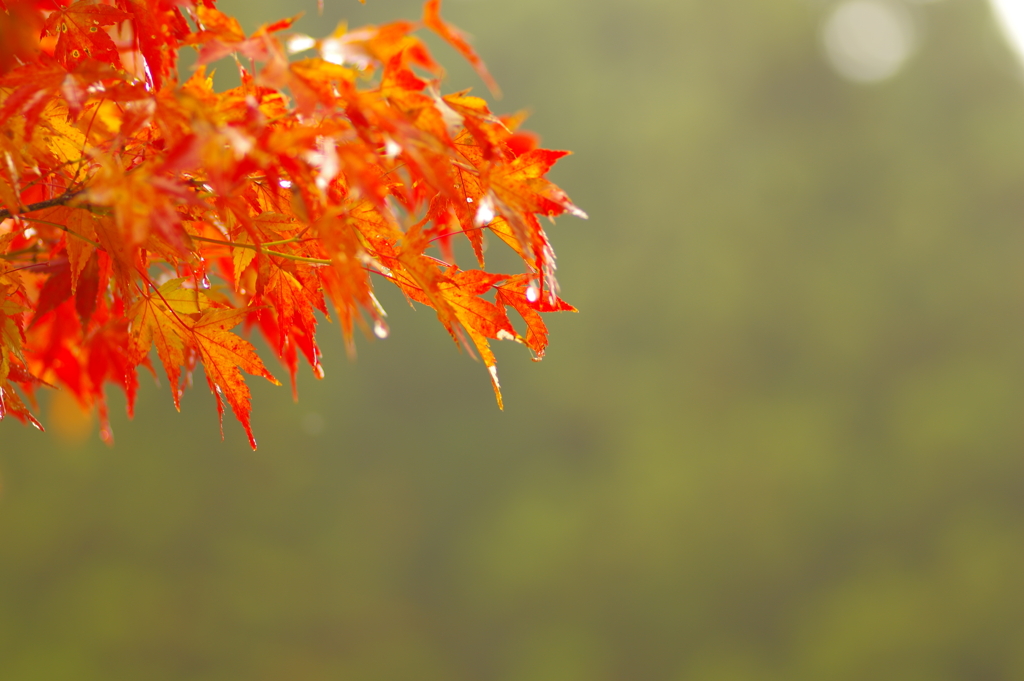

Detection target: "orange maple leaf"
[424, 0, 501, 98]
[126, 278, 199, 410]
[188, 307, 280, 450]
[127, 278, 279, 447]
[495, 274, 577, 359]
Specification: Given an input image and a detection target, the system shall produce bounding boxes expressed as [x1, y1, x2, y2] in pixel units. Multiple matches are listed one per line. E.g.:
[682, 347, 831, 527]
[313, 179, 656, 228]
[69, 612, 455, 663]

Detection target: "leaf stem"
[427, 224, 486, 244]
[189, 234, 332, 265]
[0, 247, 44, 261]
[18, 216, 103, 250]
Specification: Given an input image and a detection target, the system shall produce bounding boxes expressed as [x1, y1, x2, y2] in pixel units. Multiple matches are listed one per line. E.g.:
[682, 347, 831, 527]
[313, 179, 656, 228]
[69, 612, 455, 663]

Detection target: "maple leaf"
[127, 278, 279, 447]
[0, 269, 43, 429]
[433, 268, 516, 408]
[81, 314, 139, 443]
[188, 307, 280, 450]
[423, 0, 501, 98]
[0, 359, 44, 430]
[495, 273, 576, 360]
[126, 277, 197, 410]
[0, 0, 583, 447]
[43, 1, 131, 70]
[0, 2, 45, 77]
[124, 0, 190, 90]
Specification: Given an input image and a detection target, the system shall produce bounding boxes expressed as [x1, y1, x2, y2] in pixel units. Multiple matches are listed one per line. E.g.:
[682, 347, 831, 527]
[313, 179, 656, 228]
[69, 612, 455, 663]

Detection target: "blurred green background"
[4, 0, 1024, 678]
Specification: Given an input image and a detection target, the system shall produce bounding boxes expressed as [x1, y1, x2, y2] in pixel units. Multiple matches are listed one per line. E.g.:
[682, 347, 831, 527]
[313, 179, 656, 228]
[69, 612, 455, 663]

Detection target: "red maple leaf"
[43, 1, 131, 70]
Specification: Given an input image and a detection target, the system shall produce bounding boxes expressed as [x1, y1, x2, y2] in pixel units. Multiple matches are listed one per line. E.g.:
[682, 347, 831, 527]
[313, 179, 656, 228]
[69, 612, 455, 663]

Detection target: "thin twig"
[18, 216, 103, 249]
[189, 234, 332, 265]
[0, 246, 44, 261]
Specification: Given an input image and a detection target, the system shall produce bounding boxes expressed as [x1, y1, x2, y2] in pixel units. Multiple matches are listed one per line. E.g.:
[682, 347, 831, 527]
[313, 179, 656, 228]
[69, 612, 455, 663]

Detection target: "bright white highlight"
[822, 1, 916, 83]
[305, 137, 339, 193]
[286, 34, 316, 55]
[989, 0, 1024, 67]
[525, 282, 539, 303]
[474, 195, 495, 226]
[319, 31, 373, 69]
[383, 137, 402, 160]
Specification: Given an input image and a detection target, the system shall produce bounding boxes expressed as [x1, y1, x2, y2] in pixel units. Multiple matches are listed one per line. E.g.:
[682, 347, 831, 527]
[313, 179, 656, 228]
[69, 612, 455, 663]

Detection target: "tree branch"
[0, 189, 85, 221]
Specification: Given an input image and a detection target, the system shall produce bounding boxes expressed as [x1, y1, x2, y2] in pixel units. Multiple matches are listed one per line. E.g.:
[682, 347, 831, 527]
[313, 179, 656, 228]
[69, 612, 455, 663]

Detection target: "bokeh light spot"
[48, 389, 94, 447]
[822, 0, 917, 83]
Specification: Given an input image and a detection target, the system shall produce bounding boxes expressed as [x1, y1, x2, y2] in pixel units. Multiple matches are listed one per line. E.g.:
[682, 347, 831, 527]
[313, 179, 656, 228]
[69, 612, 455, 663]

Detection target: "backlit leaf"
[188, 307, 279, 450]
[0, 0, 582, 446]
[43, 1, 131, 70]
[423, 0, 501, 97]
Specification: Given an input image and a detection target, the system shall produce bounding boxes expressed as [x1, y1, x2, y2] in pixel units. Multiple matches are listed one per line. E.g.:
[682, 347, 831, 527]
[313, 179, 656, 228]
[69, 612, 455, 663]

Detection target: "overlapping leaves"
[0, 0, 583, 447]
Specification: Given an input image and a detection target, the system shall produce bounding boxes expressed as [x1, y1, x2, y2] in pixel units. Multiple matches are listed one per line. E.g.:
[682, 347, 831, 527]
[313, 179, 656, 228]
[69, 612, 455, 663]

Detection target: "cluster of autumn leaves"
[0, 0, 583, 447]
